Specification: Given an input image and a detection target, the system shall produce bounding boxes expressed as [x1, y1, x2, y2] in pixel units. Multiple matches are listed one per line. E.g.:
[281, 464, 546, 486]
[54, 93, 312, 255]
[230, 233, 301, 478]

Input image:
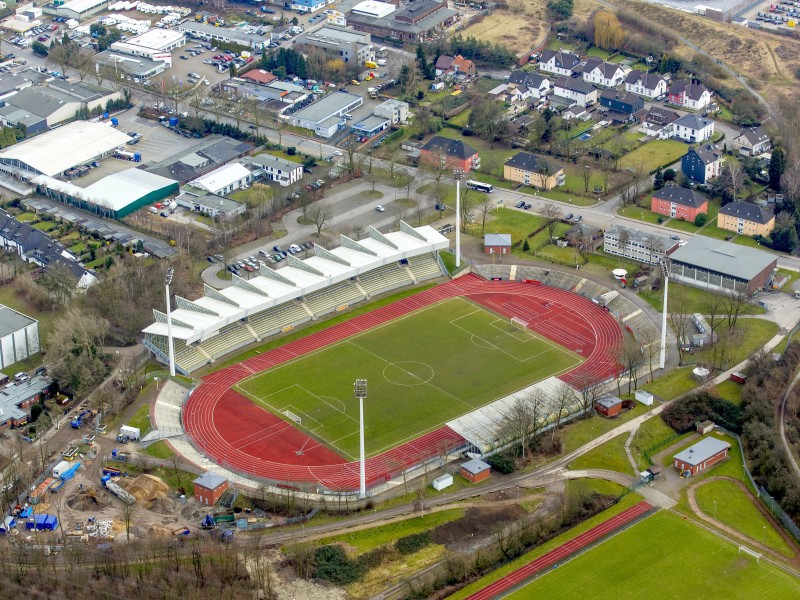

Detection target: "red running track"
[464, 501, 655, 600]
[180, 275, 624, 490]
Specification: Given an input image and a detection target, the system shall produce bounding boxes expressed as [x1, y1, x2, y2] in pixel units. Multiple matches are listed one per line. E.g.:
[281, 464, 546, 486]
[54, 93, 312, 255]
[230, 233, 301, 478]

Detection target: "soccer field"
[505, 511, 800, 599]
[234, 297, 580, 459]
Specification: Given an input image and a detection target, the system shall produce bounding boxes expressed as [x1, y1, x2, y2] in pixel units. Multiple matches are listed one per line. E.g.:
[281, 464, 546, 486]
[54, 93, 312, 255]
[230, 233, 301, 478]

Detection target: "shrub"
[487, 453, 515, 474]
[395, 531, 433, 555]
[287, 146, 297, 155]
[313, 545, 365, 585]
[30, 404, 43, 422]
[661, 391, 743, 433]
[694, 213, 707, 227]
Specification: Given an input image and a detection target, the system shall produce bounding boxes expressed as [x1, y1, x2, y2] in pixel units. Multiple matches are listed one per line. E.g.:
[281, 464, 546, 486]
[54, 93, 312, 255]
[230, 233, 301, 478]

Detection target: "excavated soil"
[432, 505, 528, 549]
[67, 491, 111, 511]
[122, 474, 169, 504]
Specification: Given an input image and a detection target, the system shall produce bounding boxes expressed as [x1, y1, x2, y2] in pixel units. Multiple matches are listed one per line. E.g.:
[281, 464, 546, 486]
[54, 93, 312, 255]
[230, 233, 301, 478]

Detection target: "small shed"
[696, 420, 715, 435]
[460, 459, 491, 484]
[0, 516, 16, 534]
[432, 473, 453, 491]
[673, 437, 731, 476]
[730, 372, 747, 384]
[120, 425, 141, 440]
[634, 390, 654, 406]
[193, 472, 229, 506]
[595, 395, 623, 417]
[484, 233, 512, 255]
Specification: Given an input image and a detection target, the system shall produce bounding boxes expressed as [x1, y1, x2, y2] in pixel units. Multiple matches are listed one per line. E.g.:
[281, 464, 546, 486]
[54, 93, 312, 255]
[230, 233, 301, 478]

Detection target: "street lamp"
[354, 378, 367, 499]
[165, 267, 176, 378]
[713, 499, 717, 520]
[453, 168, 464, 268]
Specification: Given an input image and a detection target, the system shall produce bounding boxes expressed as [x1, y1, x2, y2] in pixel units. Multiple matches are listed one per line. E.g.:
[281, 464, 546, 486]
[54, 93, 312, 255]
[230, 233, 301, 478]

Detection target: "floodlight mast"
[354, 378, 367, 499]
[453, 168, 464, 268]
[165, 267, 176, 378]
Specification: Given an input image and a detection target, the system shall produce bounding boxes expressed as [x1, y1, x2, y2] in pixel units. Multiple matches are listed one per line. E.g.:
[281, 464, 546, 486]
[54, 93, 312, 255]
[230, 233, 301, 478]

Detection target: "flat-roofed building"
[109, 28, 185, 64]
[287, 91, 363, 138]
[348, 0, 457, 43]
[0, 305, 39, 370]
[46, 0, 110, 21]
[294, 25, 374, 65]
[603, 224, 678, 265]
[177, 21, 270, 50]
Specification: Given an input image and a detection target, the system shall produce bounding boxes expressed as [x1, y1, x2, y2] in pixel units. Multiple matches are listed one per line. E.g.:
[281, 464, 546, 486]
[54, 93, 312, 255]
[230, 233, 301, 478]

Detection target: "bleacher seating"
[198, 322, 257, 361]
[175, 344, 208, 373]
[248, 302, 311, 338]
[407, 253, 443, 281]
[576, 280, 606, 300]
[303, 280, 365, 317]
[358, 262, 413, 296]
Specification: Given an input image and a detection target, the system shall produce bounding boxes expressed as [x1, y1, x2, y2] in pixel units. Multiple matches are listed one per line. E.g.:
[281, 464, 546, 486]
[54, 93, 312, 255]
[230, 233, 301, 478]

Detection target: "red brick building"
[484, 233, 512, 255]
[193, 472, 229, 506]
[673, 437, 730, 476]
[420, 136, 479, 172]
[460, 459, 491, 484]
[595, 395, 623, 417]
[650, 185, 708, 222]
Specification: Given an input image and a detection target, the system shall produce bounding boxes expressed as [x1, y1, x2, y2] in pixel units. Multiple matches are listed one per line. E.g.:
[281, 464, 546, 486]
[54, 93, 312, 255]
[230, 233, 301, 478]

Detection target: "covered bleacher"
[143, 222, 448, 374]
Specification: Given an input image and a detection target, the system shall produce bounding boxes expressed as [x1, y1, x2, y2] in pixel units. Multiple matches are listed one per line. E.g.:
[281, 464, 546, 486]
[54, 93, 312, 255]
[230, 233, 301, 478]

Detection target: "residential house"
[434, 54, 475, 80]
[434, 54, 455, 77]
[240, 69, 278, 86]
[637, 106, 681, 139]
[487, 83, 533, 104]
[682, 143, 723, 183]
[651, 185, 708, 222]
[673, 114, 714, 143]
[553, 78, 597, 108]
[562, 105, 588, 121]
[242, 153, 304, 187]
[624, 71, 667, 99]
[503, 152, 564, 190]
[667, 81, 712, 110]
[717, 201, 775, 237]
[507, 71, 551, 100]
[603, 224, 679, 265]
[538, 50, 580, 76]
[420, 135, 480, 172]
[580, 58, 626, 87]
[732, 126, 771, 157]
[599, 89, 644, 118]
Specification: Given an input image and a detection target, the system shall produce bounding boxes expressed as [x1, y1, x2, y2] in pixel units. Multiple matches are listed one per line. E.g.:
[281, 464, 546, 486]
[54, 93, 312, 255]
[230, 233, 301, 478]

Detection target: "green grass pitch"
[505, 511, 800, 599]
[235, 298, 581, 459]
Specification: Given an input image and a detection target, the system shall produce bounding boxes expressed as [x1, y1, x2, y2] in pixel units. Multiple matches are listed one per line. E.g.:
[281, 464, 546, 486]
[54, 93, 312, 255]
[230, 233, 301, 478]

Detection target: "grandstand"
[143, 223, 448, 374]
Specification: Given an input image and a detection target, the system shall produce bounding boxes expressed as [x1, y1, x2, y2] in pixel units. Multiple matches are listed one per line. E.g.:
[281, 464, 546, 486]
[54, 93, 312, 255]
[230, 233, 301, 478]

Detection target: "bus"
[466, 180, 494, 193]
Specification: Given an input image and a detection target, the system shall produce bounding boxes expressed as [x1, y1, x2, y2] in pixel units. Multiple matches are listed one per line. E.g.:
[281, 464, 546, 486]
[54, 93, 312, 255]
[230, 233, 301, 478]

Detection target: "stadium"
[143, 224, 661, 495]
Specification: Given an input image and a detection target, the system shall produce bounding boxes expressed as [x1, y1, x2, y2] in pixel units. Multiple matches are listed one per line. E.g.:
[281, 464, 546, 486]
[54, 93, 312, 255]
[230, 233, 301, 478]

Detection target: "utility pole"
[354, 378, 367, 499]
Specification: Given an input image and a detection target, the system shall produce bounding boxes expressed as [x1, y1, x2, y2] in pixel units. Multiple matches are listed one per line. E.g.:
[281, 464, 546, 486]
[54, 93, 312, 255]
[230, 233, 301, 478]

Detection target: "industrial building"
[0, 305, 39, 371]
[1, 3, 41, 35]
[293, 26, 374, 64]
[347, 0, 458, 42]
[177, 21, 271, 50]
[667, 236, 777, 295]
[45, 0, 110, 21]
[109, 28, 186, 63]
[287, 91, 363, 138]
[0, 376, 54, 428]
[174, 189, 246, 219]
[189, 163, 251, 196]
[142, 135, 254, 184]
[351, 114, 389, 137]
[36, 168, 179, 219]
[94, 50, 169, 79]
[0, 121, 132, 180]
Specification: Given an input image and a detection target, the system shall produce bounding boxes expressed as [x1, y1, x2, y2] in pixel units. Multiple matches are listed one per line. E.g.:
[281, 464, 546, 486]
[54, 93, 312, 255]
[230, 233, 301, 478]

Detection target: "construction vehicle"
[71, 409, 95, 429]
[48, 479, 65, 494]
[110, 449, 129, 462]
[101, 466, 122, 477]
[101, 476, 135, 505]
[200, 514, 216, 530]
[364, 60, 377, 69]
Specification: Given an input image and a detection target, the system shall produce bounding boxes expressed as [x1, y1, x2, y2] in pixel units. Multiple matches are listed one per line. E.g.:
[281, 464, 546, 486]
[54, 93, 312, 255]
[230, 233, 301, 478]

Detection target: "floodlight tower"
[354, 378, 367, 499]
[453, 168, 464, 267]
[165, 267, 176, 378]
[660, 259, 670, 369]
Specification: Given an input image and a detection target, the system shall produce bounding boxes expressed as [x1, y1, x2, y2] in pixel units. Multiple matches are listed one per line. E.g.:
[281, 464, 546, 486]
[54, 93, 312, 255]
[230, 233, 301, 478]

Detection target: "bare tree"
[459, 186, 474, 233]
[582, 165, 592, 192]
[721, 160, 745, 201]
[618, 335, 645, 393]
[123, 501, 136, 542]
[541, 202, 562, 242]
[551, 382, 575, 438]
[499, 390, 545, 458]
[638, 324, 661, 383]
[667, 283, 691, 365]
[307, 203, 332, 235]
[724, 287, 753, 328]
[574, 373, 603, 417]
[477, 196, 493, 234]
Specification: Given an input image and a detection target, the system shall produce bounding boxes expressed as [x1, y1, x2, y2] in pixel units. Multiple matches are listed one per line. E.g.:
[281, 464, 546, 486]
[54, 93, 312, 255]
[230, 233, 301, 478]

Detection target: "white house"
[247, 154, 304, 187]
[373, 98, 409, 124]
[538, 50, 580, 77]
[668, 81, 712, 110]
[508, 71, 551, 100]
[637, 107, 681, 140]
[189, 162, 252, 195]
[732, 126, 771, 157]
[624, 71, 667, 99]
[553, 78, 597, 108]
[672, 114, 714, 143]
[487, 83, 533, 104]
[580, 58, 626, 88]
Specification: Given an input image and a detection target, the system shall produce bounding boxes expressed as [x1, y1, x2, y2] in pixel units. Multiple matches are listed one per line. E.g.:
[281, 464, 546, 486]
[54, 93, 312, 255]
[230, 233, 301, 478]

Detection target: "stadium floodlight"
[453, 169, 464, 268]
[659, 260, 670, 369]
[354, 378, 367, 499]
[165, 267, 176, 378]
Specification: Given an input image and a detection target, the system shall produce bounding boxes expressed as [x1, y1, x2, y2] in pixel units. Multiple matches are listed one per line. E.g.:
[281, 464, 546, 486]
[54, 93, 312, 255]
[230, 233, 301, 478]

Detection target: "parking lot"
[742, 1, 800, 30]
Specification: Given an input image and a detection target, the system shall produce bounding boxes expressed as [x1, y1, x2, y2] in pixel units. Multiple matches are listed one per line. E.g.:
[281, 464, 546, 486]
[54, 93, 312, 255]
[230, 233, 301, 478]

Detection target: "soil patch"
[122, 474, 169, 505]
[67, 490, 110, 511]
[432, 505, 527, 549]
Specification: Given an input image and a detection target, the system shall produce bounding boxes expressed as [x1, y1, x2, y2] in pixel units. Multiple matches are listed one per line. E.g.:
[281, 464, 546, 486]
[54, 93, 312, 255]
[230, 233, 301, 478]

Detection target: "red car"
[243, 264, 254, 272]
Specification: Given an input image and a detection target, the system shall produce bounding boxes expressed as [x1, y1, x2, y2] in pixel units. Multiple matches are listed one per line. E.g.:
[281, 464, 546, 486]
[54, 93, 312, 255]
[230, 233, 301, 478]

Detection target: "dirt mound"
[123, 474, 169, 504]
[432, 505, 528, 549]
[149, 497, 176, 515]
[67, 490, 110, 511]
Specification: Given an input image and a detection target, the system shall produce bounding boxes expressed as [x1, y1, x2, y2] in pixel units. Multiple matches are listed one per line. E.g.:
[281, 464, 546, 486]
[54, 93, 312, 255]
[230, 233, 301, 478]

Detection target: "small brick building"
[193, 472, 229, 506]
[673, 437, 731, 476]
[595, 395, 623, 417]
[460, 459, 491, 484]
[484, 233, 512, 255]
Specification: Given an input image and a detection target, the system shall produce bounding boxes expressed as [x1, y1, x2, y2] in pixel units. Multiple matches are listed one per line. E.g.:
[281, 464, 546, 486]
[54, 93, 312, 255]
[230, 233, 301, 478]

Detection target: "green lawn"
[317, 508, 464, 554]
[476, 208, 573, 256]
[617, 204, 663, 225]
[694, 479, 795, 558]
[16, 212, 37, 222]
[585, 47, 611, 59]
[32, 221, 58, 232]
[235, 298, 581, 459]
[127, 403, 152, 437]
[143, 440, 175, 459]
[643, 367, 701, 401]
[561, 406, 649, 454]
[447, 109, 471, 128]
[503, 511, 800, 599]
[257, 149, 305, 163]
[620, 139, 688, 171]
[637, 281, 765, 315]
[630, 416, 689, 471]
[569, 433, 631, 474]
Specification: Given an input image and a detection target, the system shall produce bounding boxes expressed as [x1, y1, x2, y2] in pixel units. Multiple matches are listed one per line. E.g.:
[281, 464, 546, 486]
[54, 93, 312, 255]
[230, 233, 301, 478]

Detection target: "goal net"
[511, 317, 529, 330]
[283, 410, 302, 426]
[738, 546, 762, 563]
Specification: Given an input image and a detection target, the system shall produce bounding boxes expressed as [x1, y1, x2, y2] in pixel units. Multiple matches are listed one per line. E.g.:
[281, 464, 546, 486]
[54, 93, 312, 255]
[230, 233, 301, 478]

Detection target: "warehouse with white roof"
[0, 122, 132, 180]
[190, 162, 252, 196]
[143, 223, 449, 373]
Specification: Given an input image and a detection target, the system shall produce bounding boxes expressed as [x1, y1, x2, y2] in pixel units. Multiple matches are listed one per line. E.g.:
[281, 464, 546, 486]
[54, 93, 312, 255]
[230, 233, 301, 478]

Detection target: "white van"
[289, 244, 302, 253]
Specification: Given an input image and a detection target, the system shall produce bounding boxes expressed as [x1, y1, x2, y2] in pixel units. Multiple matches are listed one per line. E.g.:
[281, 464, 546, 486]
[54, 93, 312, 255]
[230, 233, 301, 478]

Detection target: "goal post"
[283, 409, 302, 426]
[511, 316, 529, 331]
[738, 545, 762, 563]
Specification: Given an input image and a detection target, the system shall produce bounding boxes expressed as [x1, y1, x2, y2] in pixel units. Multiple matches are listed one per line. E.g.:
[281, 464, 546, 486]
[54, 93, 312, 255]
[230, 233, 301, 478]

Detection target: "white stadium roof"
[143, 222, 448, 344]
[0, 122, 132, 177]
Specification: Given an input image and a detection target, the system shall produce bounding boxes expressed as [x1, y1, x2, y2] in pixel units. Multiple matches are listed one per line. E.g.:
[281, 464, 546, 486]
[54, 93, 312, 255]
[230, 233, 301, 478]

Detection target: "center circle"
[383, 361, 435, 386]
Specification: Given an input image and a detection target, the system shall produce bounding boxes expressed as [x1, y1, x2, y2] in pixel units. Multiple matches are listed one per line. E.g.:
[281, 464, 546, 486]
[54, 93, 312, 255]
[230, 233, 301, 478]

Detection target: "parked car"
[375, 205, 385, 212]
[516, 201, 526, 208]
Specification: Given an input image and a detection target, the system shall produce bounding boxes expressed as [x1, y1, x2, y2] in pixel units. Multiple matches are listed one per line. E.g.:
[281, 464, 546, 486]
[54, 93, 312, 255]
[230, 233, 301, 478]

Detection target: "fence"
[641, 432, 685, 467]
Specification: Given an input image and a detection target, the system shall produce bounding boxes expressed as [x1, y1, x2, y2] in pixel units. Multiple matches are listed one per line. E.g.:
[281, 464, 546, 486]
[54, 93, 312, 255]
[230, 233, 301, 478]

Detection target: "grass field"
[503, 511, 800, 599]
[620, 139, 688, 171]
[235, 298, 581, 459]
[694, 480, 795, 558]
[568, 433, 631, 474]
